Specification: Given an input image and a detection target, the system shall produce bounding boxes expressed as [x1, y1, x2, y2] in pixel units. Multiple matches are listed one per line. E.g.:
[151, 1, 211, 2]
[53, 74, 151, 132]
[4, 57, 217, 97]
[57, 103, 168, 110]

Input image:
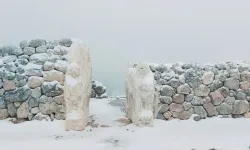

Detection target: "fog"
[1, 0, 250, 95]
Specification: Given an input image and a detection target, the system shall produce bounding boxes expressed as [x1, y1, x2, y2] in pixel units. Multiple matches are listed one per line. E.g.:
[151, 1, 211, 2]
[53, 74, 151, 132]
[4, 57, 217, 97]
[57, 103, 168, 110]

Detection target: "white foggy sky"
[1, 0, 250, 95]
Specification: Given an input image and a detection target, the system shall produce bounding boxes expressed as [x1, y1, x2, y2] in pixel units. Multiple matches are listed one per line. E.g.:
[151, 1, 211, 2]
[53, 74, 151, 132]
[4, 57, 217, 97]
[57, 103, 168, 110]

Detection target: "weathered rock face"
[0, 38, 108, 122]
[64, 41, 92, 131]
[150, 61, 250, 121]
[126, 62, 158, 127]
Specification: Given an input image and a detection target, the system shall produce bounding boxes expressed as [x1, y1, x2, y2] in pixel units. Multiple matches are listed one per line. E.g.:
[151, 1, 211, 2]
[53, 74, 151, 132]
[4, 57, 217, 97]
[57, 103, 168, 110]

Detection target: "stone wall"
[147, 62, 250, 121]
[0, 38, 107, 121]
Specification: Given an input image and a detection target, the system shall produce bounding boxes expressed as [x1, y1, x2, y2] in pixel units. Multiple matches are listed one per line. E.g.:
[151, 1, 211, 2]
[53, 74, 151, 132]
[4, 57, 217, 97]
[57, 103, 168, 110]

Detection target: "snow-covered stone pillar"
[64, 40, 92, 131]
[126, 62, 159, 127]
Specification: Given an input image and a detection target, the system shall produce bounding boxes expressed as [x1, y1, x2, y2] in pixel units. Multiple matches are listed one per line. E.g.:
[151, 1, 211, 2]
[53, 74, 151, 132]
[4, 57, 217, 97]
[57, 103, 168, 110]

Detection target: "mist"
[1, 0, 250, 95]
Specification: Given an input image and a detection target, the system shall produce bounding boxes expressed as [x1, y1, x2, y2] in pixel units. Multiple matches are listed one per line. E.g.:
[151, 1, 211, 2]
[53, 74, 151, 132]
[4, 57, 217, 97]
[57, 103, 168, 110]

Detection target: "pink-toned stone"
[163, 111, 172, 119]
[169, 103, 184, 112]
[244, 112, 250, 118]
[3, 80, 15, 91]
[209, 90, 224, 106]
[239, 81, 250, 90]
[173, 111, 192, 120]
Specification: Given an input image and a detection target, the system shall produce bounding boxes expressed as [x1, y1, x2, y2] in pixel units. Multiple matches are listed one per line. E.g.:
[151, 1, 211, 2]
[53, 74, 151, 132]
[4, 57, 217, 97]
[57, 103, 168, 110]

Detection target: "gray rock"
[17, 102, 29, 119]
[37, 95, 53, 103]
[240, 71, 250, 82]
[28, 113, 34, 121]
[155, 65, 168, 73]
[149, 65, 156, 72]
[52, 95, 64, 105]
[55, 113, 65, 120]
[191, 96, 204, 106]
[203, 103, 217, 117]
[0, 89, 4, 96]
[46, 40, 59, 49]
[24, 63, 43, 77]
[159, 104, 169, 113]
[18, 55, 29, 59]
[183, 102, 192, 110]
[179, 74, 186, 84]
[239, 81, 250, 90]
[7, 103, 17, 117]
[95, 83, 107, 95]
[15, 59, 29, 66]
[232, 100, 249, 114]
[159, 96, 172, 104]
[235, 90, 247, 100]
[29, 53, 49, 65]
[167, 78, 181, 88]
[0, 80, 3, 89]
[16, 66, 25, 74]
[41, 81, 63, 97]
[230, 69, 240, 79]
[31, 107, 40, 114]
[193, 85, 210, 97]
[15, 79, 27, 87]
[0, 97, 6, 109]
[154, 72, 161, 80]
[43, 61, 55, 71]
[36, 45, 47, 53]
[39, 102, 59, 115]
[202, 71, 214, 85]
[27, 76, 43, 89]
[4, 86, 32, 102]
[216, 103, 232, 115]
[210, 80, 223, 92]
[28, 97, 39, 108]
[160, 85, 174, 97]
[156, 112, 166, 120]
[58, 38, 73, 47]
[161, 69, 175, 81]
[218, 87, 230, 98]
[172, 94, 184, 104]
[29, 39, 46, 48]
[185, 94, 194, 102]
[184, 69, 202, 88]
[224, 97, 236, 105]
[224, 78, 239, 90]
[2, 55, 17, 64]
[209, 90, 224, 106]
[1, 46, 23, 56]
[91, 89, 96, 98]
[15, 73, 26, 81]
[215, 62, 229, 70]
[0, 109, 8, 120]
[163, 111, 172, 120]
[31, 87, 42, 99]
[23, 47, 35, 55]
[4, 62, 17, 72]
[169, 103, 184, 112]
[157, 79, 168, 85]
[177, 83, 191, 94]
[173, 111, 192, 120]
[2, 71, 16, 82]
[20, 40, 29, 49]
[193, 116, 201, 121]
[32, 113, 50, 121]
[14, 102, 21, 107]
[194, 106, 207, 119]
[54, 60, 68, 73]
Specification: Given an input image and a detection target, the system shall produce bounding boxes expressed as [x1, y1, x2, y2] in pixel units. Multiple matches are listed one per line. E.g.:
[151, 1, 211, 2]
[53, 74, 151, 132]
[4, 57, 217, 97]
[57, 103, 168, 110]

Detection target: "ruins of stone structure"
[126, 62, 159, 127]
[64, 40, 92, 131]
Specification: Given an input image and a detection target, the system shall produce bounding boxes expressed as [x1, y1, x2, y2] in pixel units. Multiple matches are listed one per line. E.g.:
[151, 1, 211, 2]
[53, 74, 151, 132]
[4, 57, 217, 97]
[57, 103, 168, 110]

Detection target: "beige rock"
[28, 76, 43, 89]
[17, 102, 29, 119]
[3, 79, 15, 91]
[0, 109, 8, 120]
[43, 70, 64, 84]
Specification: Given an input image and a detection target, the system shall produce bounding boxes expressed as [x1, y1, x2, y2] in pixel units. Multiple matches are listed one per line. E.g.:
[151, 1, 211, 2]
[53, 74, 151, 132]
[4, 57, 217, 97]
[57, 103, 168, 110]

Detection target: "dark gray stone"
[59, 38, 72, 47]
[159, 104, 169, 113]
[177, 83, 191, 94]
[194, 106, 207, 119]
[4, 86, 32, 102]
[235, 90, 247, 100]
[155, 65, 168, 73]
[28, 97, 39, 108]
[41, 82, 63, 97]
[7, 103, 17, 117]
[185, 94, 194, 102]
[167, 78, 181, 88]
[4, 62, 17, 72]
[15, 59, 28, 66]
[160, 85, 174, 97]
[0, 97, 6, 109]
[219, 87, 230, 98]
[15, 79, 27, 87]
[210, 80, 223, 92]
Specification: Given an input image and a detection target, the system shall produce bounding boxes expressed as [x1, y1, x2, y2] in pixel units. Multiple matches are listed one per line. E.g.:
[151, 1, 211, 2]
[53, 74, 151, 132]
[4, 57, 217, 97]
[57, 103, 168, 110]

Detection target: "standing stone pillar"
[126, 62, 159, 127]
[64, 40, 92, 131]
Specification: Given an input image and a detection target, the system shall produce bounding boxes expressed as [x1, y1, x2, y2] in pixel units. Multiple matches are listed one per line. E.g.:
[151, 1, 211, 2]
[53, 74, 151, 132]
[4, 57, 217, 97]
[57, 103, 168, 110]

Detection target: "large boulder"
[4, 86, 32, 102]
[41, 81, 63, 97]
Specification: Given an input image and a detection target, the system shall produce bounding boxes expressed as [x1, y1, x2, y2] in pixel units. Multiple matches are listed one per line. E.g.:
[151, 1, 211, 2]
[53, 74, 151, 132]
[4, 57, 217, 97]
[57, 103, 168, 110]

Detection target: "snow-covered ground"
[0, 98, 250, 150]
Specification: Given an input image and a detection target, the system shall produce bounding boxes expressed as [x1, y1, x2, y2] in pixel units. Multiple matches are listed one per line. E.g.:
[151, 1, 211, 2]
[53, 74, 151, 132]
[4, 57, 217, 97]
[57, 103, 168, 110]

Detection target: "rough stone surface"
[191, 96, 204, 106]
[17, 102, 29, 119]
[172, 94, 184, 104]
[31, 87, 42, 99]
[163, 111, 172, 120]
[177, 83, 191, 94]
[29, 39, 46, 48]
[194, 85, 210, 96]
[202, 71, 214, 85]
[43, 61, 55, 71]
[43, 70, 64, 84]
[239, 81, 250, 90]
[160, 85, 174, 97]
[0, 109, 8, 120]
[59, 38, 72, 47]
[28, 76, 43, 89]
[41, 81, 63, 97]
[23, 47, 36, 55]
[209, 90, 224, 106]
[4, 86, 32, 102]
[169, 103, 184, 113]
[216, 103, 232, 115]
[203, 103, 217, 117]
[159, 104, 169, 113]
[159, 96, 172, 104]
[7, 103, 17, 117]
[194, 106, 207, 119]
[29, 53, 49, 65]
[174, 111, 192, 120]
[224, 78, 239, 90]
[232, 100, 249, 115]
